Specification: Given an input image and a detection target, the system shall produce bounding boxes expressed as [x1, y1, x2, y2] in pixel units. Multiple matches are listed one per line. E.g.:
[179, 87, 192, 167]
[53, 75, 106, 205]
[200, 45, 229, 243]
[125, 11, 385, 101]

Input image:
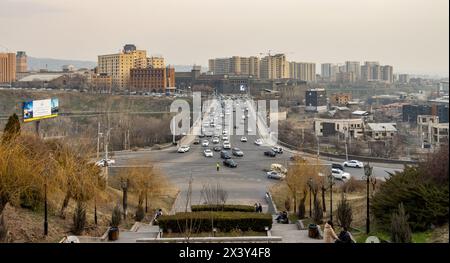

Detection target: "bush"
[337, 194, 353, 228]
[341, 177, 364, 193]
[158, 212, 272, 233]
[135, 205, 145, 222]
[111, 205, 122, 227]
[20, 188, 43, 211]
[390, 203, 412, 243]
[72, 201, 86, 235]
[371, 166, 449, 231]
[191, 205, 255, 213]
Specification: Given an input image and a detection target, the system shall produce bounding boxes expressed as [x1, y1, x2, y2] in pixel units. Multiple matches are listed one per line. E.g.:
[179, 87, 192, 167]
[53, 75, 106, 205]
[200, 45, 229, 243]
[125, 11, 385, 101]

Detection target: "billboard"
[23, 98, 59, 123]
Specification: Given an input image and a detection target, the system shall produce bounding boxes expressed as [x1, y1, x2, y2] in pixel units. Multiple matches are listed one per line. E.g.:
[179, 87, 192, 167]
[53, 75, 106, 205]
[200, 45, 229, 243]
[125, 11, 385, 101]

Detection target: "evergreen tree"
[2, 113, 21, 143]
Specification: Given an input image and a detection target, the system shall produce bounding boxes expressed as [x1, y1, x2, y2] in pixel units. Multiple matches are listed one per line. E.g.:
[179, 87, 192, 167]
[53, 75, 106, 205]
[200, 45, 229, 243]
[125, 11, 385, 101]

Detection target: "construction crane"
[258, 50, 294, 57]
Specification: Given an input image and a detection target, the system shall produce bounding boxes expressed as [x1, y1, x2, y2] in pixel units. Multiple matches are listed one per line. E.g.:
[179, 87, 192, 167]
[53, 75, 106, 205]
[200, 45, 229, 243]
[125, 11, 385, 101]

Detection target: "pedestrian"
[335, 226, 356, 243]
[153, 209, 163, 224]
[216, 162, 220, 172]
[323, 220, 339, 243]
[254, 203, 258, 212]
[258, 203, 263, 213]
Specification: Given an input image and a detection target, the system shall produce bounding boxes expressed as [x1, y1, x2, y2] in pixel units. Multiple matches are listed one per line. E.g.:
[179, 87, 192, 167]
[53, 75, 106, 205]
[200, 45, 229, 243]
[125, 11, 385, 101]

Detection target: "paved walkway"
[271, 223, 323, 243]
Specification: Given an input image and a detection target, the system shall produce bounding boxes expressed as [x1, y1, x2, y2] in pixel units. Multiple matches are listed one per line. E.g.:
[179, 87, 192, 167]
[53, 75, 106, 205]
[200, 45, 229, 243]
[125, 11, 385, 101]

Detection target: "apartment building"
[313, 118, 365, 138]
[305, 88, 327, 112]
[16, 51, 27, 73]
[208, 56, 260, 77]
[260, 54, 289, 80]
[130, 66, 175, 93]
[147, 56, 165, 68]
[345, 61, 360, 80]
[0, 52, 16, 83]
[330, 93, 352, 106]
[97, 45, 147, 89]
[289, 62, 316, 82]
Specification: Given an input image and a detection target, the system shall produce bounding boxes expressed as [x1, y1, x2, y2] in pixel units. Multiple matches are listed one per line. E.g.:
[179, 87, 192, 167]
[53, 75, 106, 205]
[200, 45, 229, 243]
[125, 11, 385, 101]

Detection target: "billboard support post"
[35, 120, 40, 137]
[44, 181, 48, 236]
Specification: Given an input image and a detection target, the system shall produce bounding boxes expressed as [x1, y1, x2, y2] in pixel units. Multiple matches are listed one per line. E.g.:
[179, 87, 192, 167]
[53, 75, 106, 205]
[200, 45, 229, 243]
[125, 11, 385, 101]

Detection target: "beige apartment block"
[148, 56, 165, 68]
[0, 52, 16, 83]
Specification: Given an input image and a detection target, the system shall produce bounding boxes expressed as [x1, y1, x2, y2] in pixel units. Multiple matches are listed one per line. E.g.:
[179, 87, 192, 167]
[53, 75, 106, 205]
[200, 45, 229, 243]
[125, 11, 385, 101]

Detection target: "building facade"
[147, 56, 165, 68]
[289, 62, 316, 82]
[345, 61, 360, 80]
[330, 93, 352, 106]
[305, 88, 327, 112]
[260, 54, 289, 80]
[0, 53, 16, 83]
[321, 63, 332, 78]
[97, 45, 147, 89]
[313, 118, 364, 138]
[16, 51, 27, 73]
[208, 56, 260, 77]
[130, 66, 175, 93]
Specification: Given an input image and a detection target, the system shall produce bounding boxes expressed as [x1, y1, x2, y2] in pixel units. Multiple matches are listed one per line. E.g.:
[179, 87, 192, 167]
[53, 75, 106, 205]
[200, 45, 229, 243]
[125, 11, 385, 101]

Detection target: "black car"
[264, 150, 277, 157]
[223, 159, 237, 168]
[213, 146, 222, 152]
[199, 133, 205, 138]
[332, 163, 345, 171]
[193, 139, 200, 145]
[220, 150, 231, 159]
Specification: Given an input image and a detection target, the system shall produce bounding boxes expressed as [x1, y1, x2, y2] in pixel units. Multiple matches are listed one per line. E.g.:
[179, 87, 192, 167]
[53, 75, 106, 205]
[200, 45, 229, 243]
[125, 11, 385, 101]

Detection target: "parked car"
[331, 168, 351, 180]
[271, 146, 283, 154]
[199, 133, 205, 138]
[204, 149, 213, 157]
[222, 135, 229, 141]
[202, 140, 209, 147]
[223, 141, 231, 149]
[343, 160, 363, 168]
[264, 150, 277, 157]
[95, 158, 115, 167]
[266, 171, 285, 180]
[240, 136, 248, 142]
[232, 148, 244, 157]
[193, 138, 200, 145]
[332, 163, 345, 171]
[223, 159, 238, 168]
[221, 150, 231, 159]
[254, 139, 263, 145]
[177, 145, 190, 153]
[213, 146, 222, 152]
[212, 137, 220, 144]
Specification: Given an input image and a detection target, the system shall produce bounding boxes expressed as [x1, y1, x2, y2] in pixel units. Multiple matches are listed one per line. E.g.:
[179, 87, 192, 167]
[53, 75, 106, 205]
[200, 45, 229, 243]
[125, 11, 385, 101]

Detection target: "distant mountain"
[28, 57, 97, 71]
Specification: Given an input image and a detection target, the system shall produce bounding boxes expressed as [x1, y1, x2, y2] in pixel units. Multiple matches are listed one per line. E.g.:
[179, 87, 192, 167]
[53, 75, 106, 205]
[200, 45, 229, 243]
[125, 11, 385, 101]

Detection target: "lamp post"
[328, 171, 335, 222]
[364, 162, 373, 234]
[121, 178, 129, 219]
[308, 178, 313, 218]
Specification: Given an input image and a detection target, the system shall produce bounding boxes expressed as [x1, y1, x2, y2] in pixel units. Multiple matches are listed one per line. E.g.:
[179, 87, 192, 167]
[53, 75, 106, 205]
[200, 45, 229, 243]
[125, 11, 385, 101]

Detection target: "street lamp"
[363, 162, 373, 234]
[121, 178, 129, 219]
[328, 171, 335, 222]
[308, 178, 313, 218]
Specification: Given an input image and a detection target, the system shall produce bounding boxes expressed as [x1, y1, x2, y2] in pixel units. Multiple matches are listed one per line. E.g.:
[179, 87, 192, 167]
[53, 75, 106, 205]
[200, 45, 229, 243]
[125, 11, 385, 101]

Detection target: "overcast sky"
[0, 0, 448, 75]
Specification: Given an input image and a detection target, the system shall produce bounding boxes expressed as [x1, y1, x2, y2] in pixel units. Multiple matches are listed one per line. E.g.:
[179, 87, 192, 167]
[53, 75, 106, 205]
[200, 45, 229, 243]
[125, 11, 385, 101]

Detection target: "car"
[223, 159, 238, 168]
[177, 145, 190, 153]
[332, 163, 345, 171]
[95, 158, 115, 167]
[223, 142, 231, 149]
[264, 150, 277, 157]
[254, 139, 263, 145]
[204, 149, 213, 157]
[220, 150, 231, 159]
[331, 168, 351, 180]
[240, 136, 248, 142]
[213, 146, 222, 152]
[266, 171, 285, 180]
[199, 133, 205, 138]
[343, 160, 363, 168]
[212, 137, 220, 144]
[272, 147, 283, 154]
[222, 135, 229, 141]
[232, 148, 244, 157]
[193, 138, 200, 145]
[202, 140, 209, 147]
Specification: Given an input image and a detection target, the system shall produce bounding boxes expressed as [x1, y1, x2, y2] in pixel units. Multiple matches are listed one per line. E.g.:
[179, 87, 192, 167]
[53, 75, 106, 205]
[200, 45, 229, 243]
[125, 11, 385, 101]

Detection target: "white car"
[177, 145, 190, 153]
[343, 160, 363, 168]
[266, 171, 285, 180]
[212, 137, 220, 144]
[223, 142, 231, 149]
[247, 128, 252, 133]
[240, 136, 248, 142]
[95, 158, 115, 167]
[254, 139, 263, 145]
[204, 149, 213, 157]
[331, 168, 351, 180]
[202, 140, 209, 147]
[222, 135, 229, 141]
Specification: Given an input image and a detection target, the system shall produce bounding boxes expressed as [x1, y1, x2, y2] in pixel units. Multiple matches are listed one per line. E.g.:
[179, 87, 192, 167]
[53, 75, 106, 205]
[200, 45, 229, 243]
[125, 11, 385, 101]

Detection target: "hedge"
[158, 212, 272, 233]
[191, 204, 255, 212]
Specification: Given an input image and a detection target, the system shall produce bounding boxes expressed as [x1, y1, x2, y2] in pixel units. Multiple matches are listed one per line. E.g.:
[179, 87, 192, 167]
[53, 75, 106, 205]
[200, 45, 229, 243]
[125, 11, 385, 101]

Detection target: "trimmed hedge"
[191, 204, 255, 212]
[158, 212, 272, 233]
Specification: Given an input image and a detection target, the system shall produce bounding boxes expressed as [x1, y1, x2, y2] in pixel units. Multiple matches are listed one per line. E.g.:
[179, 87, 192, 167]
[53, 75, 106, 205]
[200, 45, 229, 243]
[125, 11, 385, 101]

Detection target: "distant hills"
[27, 57, 207, 72]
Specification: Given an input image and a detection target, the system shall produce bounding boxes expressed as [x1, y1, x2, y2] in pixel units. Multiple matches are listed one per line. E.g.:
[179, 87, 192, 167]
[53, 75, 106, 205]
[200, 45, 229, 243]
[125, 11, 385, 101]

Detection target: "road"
[108, 95, 403, 213]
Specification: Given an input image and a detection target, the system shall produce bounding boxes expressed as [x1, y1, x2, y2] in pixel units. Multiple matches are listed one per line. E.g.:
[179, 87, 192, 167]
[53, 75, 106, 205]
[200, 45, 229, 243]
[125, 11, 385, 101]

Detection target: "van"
[271, 163, 287, 174]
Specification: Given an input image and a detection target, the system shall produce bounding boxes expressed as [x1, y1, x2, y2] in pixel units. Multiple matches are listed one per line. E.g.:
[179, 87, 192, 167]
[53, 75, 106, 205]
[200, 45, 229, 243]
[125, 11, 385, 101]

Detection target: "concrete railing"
[265, 192, 278, 215]
[136, 236, 282, 243]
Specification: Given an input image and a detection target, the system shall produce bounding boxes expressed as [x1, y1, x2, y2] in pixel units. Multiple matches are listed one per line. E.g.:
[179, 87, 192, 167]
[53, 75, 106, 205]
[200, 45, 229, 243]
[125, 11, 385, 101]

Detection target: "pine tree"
[2, 113, 21, 143]
[337, 193, 353, 229]
[390, 203, 412, 243]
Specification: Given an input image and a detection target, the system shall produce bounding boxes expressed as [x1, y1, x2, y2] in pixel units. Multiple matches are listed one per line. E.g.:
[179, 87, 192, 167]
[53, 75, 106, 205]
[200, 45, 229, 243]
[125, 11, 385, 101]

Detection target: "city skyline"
[0, 0, 448, 76]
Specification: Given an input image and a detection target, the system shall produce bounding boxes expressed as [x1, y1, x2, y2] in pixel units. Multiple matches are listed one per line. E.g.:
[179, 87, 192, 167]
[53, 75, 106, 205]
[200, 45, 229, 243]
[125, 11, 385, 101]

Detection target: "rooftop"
[18, 74, 63, 82]
[367, 123, 397, 132]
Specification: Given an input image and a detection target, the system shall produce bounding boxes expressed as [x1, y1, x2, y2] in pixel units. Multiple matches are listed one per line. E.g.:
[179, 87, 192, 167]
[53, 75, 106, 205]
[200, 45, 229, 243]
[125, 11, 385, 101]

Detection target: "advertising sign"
[23, 98, 59, 123]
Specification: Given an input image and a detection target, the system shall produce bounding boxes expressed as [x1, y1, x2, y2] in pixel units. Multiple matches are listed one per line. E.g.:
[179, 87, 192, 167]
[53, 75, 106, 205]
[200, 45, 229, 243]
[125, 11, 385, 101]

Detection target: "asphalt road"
[108, 96, 403, 213]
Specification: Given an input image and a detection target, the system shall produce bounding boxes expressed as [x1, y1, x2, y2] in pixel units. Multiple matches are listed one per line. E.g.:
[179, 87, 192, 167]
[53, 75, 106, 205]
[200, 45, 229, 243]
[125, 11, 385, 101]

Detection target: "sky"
[0, 0, 448, 76]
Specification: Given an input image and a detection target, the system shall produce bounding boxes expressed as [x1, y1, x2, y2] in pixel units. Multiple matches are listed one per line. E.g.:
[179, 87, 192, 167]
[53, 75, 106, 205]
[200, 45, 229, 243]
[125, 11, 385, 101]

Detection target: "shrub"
[337, 193, 353, 228]
[111, 205, 122, 227]
[341, 177, 364, 193]
[158, 212, 272, 233]
[20, 188, 43, 211]
[191, 205, 255, 213]
[390, 203, 412, 243]
[135, 205, 145, 222]
[72, 201, 86, 235]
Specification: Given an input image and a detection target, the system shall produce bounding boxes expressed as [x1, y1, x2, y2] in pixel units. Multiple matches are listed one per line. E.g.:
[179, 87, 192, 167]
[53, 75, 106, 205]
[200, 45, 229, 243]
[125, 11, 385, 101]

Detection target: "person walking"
[323, 220, 340, 243]
[216, 162, 220, 172]
[258, 203, 263, 213]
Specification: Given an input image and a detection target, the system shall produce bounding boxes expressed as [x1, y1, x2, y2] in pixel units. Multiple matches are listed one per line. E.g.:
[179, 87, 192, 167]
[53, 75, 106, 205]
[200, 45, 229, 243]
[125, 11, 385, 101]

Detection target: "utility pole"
[96, 122, 102, 159]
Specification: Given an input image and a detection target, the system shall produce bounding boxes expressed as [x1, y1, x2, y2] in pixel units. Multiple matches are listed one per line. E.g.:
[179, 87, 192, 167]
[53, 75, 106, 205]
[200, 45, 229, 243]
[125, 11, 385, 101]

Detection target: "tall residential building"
[361, 61, 380, 81]
[345, 61, 360, 80]
[147, 56, 165, 68]
[330, 64, 339, 80]
[260, 54, 289, 80]
[16, 51, 27, 73]
[289, 62, 316, 82]
[321, 63, 332, 78]
[381, 65, 394, 83]
[130, 66, 175, 92]
[208, 56, 260, 77]
[336, 72, 355, 83]
[0, 53, 16, 83]
[398, 74, 409, 84]
[97, 45, 147, 89]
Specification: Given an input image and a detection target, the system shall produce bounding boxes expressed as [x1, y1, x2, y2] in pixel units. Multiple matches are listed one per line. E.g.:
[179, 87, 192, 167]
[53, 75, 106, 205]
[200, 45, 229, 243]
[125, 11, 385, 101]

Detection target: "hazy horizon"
[0, 0, 448, 76]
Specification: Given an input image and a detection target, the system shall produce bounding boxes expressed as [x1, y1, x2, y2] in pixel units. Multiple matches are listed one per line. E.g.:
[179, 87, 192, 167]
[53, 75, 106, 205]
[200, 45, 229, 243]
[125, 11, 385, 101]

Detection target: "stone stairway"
[270, 215, 323, 243]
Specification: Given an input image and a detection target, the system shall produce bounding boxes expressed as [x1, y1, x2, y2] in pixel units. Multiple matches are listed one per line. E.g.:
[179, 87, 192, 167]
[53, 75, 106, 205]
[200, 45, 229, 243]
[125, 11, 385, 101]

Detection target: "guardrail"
[136, 236, 282, 243]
